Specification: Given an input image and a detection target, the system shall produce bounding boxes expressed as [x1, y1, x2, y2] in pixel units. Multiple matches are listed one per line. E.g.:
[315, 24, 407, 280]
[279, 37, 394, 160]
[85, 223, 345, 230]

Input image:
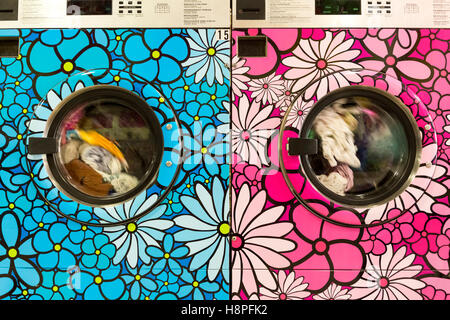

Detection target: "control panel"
[117, 0, 143, 15]
[0, 0, 229, 28]
[233, 0, 450, 28]
[367, 0, 392, 15]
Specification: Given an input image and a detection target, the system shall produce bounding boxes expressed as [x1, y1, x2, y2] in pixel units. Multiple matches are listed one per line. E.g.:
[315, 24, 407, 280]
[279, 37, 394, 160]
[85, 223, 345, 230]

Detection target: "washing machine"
[231, 0, 450, 300]
[0, 0, 231, 300]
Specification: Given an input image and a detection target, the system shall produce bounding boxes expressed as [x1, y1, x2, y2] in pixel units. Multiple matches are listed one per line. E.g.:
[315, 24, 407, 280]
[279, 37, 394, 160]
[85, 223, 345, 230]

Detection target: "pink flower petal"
[328, 243, 364, 283]
[294, 255, 331, 291]
[396, 60, 432, 81]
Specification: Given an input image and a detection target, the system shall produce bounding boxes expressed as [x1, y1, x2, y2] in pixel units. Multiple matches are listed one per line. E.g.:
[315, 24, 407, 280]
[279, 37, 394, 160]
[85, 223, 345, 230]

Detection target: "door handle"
[287, 138, 318, 156]
[28, 137, 58, 155]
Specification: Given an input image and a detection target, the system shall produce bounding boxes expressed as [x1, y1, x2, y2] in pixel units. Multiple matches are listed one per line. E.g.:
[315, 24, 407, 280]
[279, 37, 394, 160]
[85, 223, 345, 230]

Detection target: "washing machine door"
[279, 69, 438, 228]
[25, 69, 183, 226]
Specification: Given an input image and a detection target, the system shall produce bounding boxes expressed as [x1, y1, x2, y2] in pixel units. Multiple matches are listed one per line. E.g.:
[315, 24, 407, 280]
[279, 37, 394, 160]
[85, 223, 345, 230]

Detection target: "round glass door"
[300, 86, 421, 208]
[43, 85, 163, 206]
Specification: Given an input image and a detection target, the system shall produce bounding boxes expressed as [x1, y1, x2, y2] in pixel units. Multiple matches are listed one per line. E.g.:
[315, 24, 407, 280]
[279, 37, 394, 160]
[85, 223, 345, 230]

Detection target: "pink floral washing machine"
[231, 0, 450, 300]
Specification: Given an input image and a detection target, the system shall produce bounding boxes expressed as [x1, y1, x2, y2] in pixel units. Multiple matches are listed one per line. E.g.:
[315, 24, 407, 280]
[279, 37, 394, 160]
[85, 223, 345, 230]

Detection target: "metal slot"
[0, 37, 19, 57]
[237, 36, 267, 57]
[240, 8, 261, 13]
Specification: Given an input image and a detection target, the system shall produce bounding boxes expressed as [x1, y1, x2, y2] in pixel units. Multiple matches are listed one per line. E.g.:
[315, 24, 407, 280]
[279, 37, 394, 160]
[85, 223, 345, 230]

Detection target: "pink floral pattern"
[231, 184, 295, 295]
[283, 31, 362, 99]
[231, 28, 450, 300]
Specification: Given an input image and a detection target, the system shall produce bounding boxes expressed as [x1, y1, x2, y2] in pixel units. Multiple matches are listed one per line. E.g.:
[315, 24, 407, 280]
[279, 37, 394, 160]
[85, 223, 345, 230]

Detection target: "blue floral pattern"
[0, 28, 230, 300]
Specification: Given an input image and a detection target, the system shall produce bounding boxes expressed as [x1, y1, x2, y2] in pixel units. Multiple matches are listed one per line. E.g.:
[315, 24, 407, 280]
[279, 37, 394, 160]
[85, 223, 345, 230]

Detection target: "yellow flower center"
[158, 97, 165, 103]
[145, 296, 150, 300]
[95, 249, 101, 255]
[168, 200, 173, 204]
[127, 222, 137, 233]
[183, 85, 189, 91]
[54, 244, 62, 252]
[211, 95, 216, 100]
[194, 116, 200, 121]
[52, 286, 59, 292]
[17, 54, 22, 60]
[38, 222, 44, 228]
[186, 184, 191, 189]
[63, 61, 74, 73]
[17, 135, 22, 140]
[81, 226, 87, 231]
[193, 281, 199, 288]
[201, 147, 208, 154]
[205, 179, 209, 184]
[164, 253, 170, 259]
[23, 109, 28, 114]
[116, 36, 121, 41]
[30, 173, 34, 178]
[8, 248, 18, 259]
[164, 281, 169, 286]
[114, 75, 120, 82]
[135, 275, 141, 281]
[22, 290, 28, 296]
[207, 48, 216, 56]
[152, 50, 161, 59]
[15, 81, 20, 86]
[219, 223, 230, 235]
[8, 203, 14, 209]
[94, 276, 103, 285]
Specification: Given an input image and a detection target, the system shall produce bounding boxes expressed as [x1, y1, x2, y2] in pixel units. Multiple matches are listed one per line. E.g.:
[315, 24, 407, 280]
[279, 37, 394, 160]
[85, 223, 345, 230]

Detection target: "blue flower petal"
[1, 214, 19, 247]
[14, 258, 41, 287]
[101, 279, 125, 300]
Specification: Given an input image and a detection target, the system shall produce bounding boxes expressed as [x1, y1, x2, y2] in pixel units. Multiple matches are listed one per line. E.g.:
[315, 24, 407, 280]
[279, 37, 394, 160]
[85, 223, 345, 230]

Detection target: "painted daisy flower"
[248, 73, 284, 105]
[313, 283, 351, 300]
[232, 94, 281, 167]
[348, 246, 426, 300]
[231, 184, 295, 295]
[275, 79, 295, 109]
[174, 177, 230, 281]
[94, 193, 173, 269]
[231, 56, 250, 97]
[283, 31, 362, 99]
[280, 98, 314, 130]
[259, 272, 310, 300]
[183, 29, 230, 85]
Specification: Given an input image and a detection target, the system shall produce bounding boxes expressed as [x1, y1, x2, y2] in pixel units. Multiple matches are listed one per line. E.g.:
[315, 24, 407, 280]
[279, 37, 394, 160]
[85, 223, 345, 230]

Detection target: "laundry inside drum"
[57, 101, 156, 199]
[305, 95, 415, 205]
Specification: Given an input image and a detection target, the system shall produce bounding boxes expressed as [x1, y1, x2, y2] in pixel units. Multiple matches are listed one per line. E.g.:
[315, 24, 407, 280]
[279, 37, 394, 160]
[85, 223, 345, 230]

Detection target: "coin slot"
[236, 0, 265, 20]
[237, 36, 267, 57]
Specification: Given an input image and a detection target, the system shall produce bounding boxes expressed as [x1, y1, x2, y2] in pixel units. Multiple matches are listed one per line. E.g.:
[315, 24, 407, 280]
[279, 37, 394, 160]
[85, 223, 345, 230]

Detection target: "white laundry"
[318, 172, 348, 196]
[313, 101, 361, 169]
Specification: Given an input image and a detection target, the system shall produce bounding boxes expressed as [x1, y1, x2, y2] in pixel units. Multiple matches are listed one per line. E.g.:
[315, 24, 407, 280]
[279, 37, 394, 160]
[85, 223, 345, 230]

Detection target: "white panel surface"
[0, 0, 230, 28]
[233, 0, 450, 28]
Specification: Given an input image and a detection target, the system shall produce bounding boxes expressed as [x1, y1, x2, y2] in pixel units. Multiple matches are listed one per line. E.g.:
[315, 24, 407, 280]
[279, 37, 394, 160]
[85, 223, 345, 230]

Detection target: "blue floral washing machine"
[0, 0, 230, 300]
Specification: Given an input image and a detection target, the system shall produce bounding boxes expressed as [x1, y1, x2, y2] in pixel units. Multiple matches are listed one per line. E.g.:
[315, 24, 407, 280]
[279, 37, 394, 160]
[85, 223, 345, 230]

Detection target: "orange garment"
[65, 159, 113, 196]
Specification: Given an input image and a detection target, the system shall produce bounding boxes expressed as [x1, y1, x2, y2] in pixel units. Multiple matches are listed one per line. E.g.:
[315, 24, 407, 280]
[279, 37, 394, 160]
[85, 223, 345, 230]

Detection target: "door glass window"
[44, 86, 163, 206]
[300, 87, 421, 207]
